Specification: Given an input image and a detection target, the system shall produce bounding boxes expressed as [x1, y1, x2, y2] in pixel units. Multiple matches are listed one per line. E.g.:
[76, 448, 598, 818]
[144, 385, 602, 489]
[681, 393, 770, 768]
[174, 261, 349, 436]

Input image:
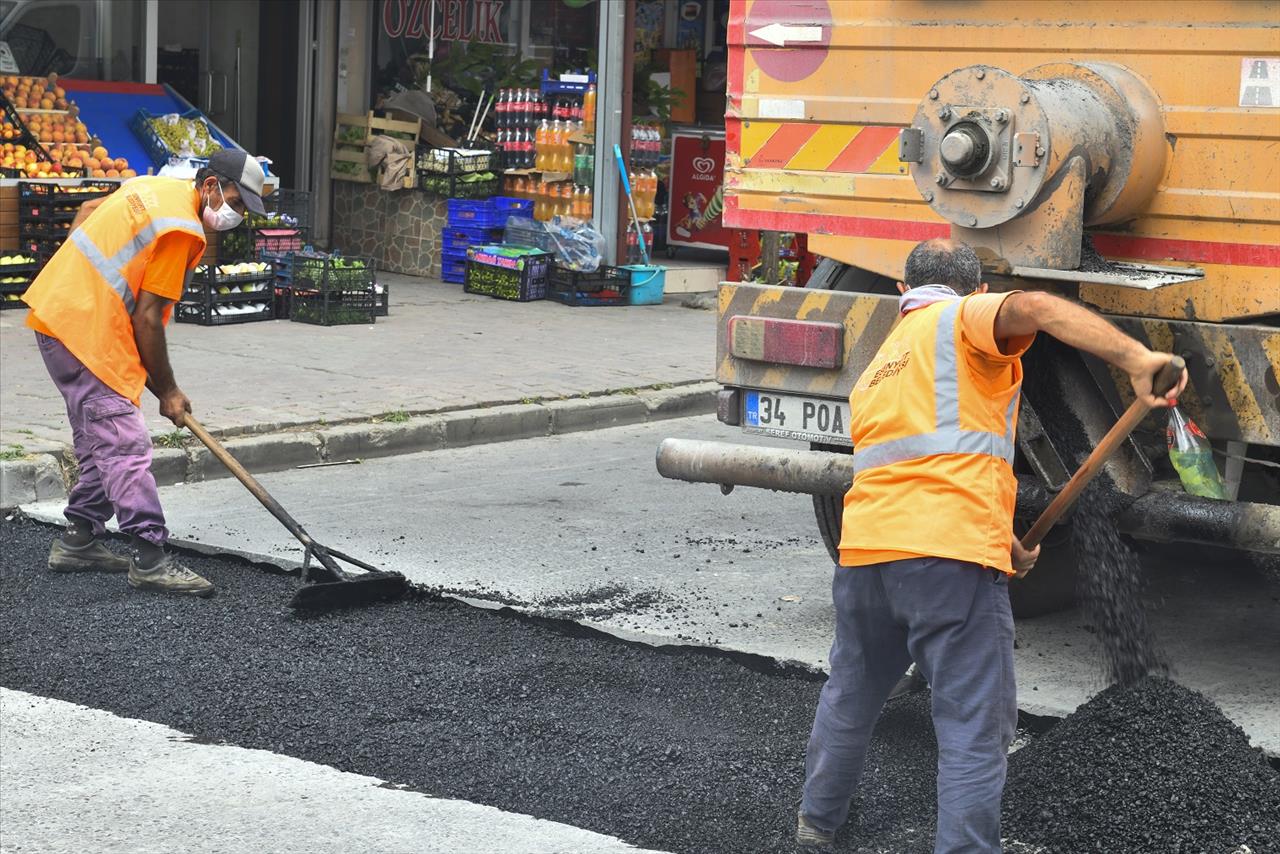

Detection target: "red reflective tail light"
[728, 316, 844, 369]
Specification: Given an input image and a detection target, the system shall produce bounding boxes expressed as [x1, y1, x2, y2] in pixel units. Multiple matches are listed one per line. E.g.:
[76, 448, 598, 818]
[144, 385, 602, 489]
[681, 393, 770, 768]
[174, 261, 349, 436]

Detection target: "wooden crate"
[330, 111, 419, 184]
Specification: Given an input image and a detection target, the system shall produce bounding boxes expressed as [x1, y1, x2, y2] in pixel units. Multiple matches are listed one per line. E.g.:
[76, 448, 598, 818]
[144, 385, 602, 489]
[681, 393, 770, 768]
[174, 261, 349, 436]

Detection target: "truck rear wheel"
[1008, 517, 1079, 618]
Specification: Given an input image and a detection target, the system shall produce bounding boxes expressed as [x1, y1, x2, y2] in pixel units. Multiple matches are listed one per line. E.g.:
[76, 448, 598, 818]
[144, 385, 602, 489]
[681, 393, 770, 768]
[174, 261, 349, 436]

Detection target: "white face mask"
[201, 181, 244, 231]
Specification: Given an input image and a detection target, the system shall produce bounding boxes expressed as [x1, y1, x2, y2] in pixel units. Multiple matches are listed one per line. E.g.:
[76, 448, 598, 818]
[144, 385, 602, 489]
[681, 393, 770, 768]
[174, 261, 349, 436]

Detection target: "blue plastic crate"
[492, 197, 533, 218]
[447, 198, 505, 228]
[442, 257, 468, 283]
[442, 226, 504, 251]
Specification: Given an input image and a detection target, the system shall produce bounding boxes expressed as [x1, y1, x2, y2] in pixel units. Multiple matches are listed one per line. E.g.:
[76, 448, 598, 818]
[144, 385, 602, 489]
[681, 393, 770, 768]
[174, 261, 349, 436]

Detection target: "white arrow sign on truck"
[749, 23, 823, 46]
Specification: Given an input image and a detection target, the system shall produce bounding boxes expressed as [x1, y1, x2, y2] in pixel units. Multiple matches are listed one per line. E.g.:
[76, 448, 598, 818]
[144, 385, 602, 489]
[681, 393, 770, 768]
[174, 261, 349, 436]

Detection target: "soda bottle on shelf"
[534, 120, 548, 171]
[561, 124, 575, 172]
[582, 186, 593, 218]
[582, 84, 596, 134]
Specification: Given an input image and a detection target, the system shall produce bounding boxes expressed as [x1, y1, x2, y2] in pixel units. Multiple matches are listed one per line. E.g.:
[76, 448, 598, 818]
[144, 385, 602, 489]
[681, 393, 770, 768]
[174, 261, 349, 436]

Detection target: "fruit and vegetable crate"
[175, 299, 273, 326]
[331, 112, 420, 184]
[192, 261, 276, 287]
[0, 254, 38, 309]
[464, 245, 551, 302]
[130, 108, 224, 168]
[546, 264, 630, 307]
[292, 254, 376, 292]
[18, 180, 116, 210]
[249, 188, 311, 230]
[290, 290, 378, 326]
[177, 273, 273, 326]
[416, 146, 502, 198]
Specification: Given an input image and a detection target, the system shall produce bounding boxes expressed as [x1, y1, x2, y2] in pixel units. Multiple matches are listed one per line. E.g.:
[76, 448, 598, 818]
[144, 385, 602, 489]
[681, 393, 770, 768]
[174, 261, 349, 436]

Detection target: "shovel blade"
[288, 571, 409, 612]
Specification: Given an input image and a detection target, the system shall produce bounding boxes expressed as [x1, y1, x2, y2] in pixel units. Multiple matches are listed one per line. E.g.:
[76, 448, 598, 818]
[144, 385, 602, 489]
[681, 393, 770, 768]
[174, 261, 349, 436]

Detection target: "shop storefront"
[0, 0, 749, 314]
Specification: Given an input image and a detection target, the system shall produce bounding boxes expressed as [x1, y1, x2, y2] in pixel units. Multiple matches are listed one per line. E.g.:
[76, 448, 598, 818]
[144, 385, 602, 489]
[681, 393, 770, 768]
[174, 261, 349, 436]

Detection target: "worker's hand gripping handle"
[1019, 355, 1186, 552]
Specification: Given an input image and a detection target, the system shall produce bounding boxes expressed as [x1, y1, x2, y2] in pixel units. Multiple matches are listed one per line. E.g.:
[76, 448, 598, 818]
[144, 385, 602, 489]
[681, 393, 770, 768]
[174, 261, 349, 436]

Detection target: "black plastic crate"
[248, 189, 312, 230]
[549, 264, 628, 294]
[374, 282, 389, 317]
[175, 300, 274, 326]
[18, 180, 116, 206]
[418, 170, 500, 199]
[193, 261, 276, 288]
[463, 248, 551, 302]
[418, 147, 502, 175]
[290, 290, 378, 326]
[292, 254, 375, 292]
[272, 286, 292, 319]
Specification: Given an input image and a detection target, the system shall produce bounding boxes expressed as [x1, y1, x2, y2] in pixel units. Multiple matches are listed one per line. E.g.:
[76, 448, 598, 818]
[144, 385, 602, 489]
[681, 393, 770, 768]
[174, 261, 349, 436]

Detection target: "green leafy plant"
[155, 430, 188, 449]
[0, 444, 26, 461]
[632, 62, 686, 124]
[383, 410, 411, 424]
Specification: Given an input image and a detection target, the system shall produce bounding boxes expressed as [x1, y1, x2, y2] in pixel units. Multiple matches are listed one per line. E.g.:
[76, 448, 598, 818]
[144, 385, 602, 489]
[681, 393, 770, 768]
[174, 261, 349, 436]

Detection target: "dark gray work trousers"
[800, 558, 1017, 853]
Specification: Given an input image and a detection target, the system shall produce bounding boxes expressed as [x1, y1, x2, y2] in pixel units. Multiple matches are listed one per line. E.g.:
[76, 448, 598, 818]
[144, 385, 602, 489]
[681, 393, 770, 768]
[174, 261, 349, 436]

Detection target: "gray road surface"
[0, 688, 665, 854]
[21, 415, 1280, 754]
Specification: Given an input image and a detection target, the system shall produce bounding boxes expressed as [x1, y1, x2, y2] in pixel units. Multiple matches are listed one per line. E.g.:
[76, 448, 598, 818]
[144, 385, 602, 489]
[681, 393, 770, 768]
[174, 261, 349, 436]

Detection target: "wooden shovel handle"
[1020, 355, 1185, 550]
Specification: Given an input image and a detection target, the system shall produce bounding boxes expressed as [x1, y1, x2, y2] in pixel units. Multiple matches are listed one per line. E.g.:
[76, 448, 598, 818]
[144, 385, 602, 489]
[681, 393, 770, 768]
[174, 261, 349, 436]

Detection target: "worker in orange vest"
[796, 239, 1187, 852]
[23, 149, 267, 598]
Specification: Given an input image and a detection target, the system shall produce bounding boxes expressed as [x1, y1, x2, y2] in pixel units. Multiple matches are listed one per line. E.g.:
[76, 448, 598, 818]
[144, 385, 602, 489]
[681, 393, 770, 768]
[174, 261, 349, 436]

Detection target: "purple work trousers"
[35, 332, 167, 545]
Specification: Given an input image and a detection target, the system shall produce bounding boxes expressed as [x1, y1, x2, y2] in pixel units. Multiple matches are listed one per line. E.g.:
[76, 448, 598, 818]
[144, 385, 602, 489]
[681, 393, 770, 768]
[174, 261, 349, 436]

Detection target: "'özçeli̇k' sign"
[382, 0, 506, 44]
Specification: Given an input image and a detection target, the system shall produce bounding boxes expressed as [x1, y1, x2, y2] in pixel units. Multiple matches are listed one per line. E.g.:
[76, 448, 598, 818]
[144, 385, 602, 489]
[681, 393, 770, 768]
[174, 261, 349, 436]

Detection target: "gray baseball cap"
[207, 148, 267, 215]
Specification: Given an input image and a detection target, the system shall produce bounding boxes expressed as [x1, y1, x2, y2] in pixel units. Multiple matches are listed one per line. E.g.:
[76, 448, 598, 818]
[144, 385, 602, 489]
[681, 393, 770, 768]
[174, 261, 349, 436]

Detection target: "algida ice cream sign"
[382, 0, 507, 44]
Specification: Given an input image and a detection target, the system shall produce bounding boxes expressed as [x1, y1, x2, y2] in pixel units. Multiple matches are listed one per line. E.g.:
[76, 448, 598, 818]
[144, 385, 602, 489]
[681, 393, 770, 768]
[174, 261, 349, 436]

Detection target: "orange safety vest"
[838, 295, 1024, 574]
[25, 177, 206, 405]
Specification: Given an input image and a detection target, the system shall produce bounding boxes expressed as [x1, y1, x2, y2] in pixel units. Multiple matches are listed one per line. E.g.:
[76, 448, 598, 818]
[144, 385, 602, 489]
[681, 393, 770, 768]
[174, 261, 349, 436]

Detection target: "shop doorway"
[256, 0, 298, 186]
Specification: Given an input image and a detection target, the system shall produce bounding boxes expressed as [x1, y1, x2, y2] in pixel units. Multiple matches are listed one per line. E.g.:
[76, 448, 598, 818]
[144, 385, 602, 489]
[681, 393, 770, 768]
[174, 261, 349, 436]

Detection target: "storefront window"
[0, 0, 146, 81]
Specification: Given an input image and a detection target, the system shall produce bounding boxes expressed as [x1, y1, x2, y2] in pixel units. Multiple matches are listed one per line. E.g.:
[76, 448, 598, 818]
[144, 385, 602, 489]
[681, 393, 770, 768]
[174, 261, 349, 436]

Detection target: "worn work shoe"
[127, 554, 215, 598]
[48, 538, 132, 573]
[795, 812, 835, 849]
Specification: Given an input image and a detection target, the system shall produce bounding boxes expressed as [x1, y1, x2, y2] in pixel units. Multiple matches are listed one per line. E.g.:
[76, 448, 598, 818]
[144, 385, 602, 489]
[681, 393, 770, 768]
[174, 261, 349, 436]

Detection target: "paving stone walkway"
[0, 273, 715, 450]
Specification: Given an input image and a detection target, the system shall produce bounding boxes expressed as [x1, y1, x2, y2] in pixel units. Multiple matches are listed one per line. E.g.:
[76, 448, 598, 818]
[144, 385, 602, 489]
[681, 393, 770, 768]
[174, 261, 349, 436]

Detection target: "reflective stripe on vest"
[852, 300, 1019, 474]
[67, 215, 205, 314]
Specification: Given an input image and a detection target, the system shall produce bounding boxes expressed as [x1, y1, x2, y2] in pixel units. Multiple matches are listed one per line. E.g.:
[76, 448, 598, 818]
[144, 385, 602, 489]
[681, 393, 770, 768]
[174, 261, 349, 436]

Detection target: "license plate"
[742, 391, 851, 446]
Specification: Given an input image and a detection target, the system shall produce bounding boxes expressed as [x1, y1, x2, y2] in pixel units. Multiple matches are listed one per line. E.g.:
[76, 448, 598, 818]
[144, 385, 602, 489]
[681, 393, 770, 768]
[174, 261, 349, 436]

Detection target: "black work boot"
[47, 519, 131, 573]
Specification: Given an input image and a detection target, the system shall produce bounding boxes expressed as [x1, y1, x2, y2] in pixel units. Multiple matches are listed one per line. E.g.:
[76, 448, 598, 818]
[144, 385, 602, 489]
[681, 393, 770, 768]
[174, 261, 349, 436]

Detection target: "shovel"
[183, 414, 409, 611]
[1019, 355, 1186, 553]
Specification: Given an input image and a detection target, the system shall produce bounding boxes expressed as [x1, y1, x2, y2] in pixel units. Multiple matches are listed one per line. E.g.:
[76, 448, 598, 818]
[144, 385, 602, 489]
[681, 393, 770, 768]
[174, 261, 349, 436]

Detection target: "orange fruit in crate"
[53, 86, 65, 98]
[120, 168, 136, 178]
[104, 168, 120, 178]
[85, 157, 100, 170]
[90, 168, 106, 178]
[91, 145, 108, 161]
[113, 157, 128, 171]
[51, 130, 64, 144]
[67, 156, 82, 169]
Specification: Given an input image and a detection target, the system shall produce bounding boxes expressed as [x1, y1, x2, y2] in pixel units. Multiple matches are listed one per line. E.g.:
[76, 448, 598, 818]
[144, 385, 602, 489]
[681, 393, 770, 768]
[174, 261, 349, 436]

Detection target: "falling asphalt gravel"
[2, 518, 1277, 853]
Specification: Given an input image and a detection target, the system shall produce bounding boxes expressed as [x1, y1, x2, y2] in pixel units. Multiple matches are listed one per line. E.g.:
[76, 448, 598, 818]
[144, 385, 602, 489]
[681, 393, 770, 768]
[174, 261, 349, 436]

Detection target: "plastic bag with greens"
[1167, 406, 1227, 499]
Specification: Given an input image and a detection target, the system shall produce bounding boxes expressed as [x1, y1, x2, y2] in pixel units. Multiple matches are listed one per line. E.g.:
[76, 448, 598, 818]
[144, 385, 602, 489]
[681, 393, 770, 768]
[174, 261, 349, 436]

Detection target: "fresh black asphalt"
[2, 518, 1276, 853]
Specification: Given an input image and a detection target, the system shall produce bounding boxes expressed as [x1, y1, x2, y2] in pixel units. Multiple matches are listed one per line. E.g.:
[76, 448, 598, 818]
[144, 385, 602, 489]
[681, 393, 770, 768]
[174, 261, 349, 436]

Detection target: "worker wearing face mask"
[22, 149, 267, 597]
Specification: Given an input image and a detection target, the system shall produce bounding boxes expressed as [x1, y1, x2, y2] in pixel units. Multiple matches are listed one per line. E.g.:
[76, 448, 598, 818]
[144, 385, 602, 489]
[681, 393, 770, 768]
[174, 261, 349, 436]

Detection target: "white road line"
[0, 688, 668, 854]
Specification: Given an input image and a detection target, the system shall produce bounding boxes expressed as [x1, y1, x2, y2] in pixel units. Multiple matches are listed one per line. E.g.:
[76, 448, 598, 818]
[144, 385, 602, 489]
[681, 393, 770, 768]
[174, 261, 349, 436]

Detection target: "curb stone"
[546, 395, 648, 434]
[5, 381, 720, 502]
[319, 418, 446, 461]
[187, 433, 323, 482]
[443, 404, 551, 447]
[1, 455, 67, 509]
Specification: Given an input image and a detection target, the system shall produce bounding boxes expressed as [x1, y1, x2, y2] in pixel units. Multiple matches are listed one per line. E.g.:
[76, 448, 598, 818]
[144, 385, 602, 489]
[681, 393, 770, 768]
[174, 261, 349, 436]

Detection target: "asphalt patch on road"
[0, 517, 938, 854]
[5, 518, 1274, 853]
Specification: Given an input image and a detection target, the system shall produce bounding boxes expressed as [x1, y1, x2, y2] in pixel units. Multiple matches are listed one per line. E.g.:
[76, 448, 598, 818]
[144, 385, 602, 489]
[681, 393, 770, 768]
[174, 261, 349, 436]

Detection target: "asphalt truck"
[657, 0, 1280, 615]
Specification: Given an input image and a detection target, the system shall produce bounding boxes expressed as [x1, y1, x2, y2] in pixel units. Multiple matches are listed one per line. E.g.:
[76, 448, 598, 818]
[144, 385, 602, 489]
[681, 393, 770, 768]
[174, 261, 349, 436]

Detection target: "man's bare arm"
[70, 197, 106, 231]
[132, 290, 190, 425]
[995, 291, 1187, 407]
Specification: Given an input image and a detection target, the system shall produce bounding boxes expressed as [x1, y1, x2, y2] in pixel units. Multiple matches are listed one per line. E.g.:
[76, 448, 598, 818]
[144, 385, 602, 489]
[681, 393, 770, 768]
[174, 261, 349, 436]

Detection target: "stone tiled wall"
[331, 180, 450, 278]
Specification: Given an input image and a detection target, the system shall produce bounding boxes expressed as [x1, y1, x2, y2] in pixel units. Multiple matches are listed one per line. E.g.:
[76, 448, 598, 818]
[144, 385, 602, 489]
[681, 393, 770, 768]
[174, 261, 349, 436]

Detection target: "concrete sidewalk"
[0, 273, 718, 506]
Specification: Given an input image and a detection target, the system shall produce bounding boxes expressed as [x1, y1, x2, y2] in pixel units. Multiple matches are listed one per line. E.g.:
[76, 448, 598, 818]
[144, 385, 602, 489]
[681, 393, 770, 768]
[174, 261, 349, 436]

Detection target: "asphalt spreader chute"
[183, 415, 408, 611]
